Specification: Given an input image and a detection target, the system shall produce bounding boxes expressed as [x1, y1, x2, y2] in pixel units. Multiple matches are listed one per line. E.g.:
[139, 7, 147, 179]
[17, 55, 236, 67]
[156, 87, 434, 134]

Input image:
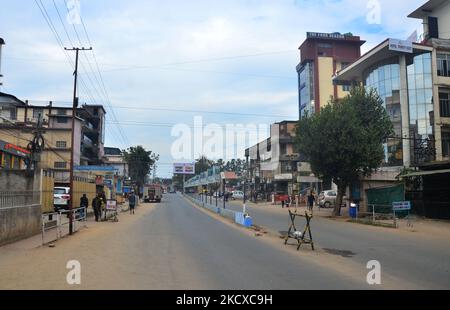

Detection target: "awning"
[400, 169, 450, 178]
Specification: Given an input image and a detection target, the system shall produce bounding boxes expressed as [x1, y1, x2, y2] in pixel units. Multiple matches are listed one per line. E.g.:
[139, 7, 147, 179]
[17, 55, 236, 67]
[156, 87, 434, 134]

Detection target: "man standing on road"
[307, 191, 316, 212]
[92, 193, 103, 222]
[129, 191, 136, 215]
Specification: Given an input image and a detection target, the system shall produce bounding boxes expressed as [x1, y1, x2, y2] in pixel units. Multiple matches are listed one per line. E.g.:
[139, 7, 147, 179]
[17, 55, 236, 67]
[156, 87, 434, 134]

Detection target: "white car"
[232, 191, 245, 200]
[318, 190, 337, 208]
[54, 187, 71, 211]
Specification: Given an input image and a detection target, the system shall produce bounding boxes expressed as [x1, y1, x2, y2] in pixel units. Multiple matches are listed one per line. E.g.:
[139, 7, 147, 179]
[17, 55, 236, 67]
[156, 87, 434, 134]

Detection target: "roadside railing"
[352, 204, 408, 228]
[41, 207, 87, 245]
[185, 193, 253, 227]
[0, 191, 40, 209]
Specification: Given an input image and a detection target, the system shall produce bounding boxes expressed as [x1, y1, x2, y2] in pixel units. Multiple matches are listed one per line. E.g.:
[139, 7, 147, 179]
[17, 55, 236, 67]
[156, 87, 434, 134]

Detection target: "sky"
[0, 0, 425, 178]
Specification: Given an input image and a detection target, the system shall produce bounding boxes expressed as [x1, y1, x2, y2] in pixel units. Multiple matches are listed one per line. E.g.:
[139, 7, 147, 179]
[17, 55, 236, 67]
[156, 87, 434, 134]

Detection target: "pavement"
[0, 194, 448, 289]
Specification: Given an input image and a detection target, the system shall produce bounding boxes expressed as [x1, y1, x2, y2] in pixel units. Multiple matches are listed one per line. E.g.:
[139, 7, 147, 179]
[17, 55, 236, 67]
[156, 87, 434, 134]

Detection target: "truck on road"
[144, 184, 163, 203]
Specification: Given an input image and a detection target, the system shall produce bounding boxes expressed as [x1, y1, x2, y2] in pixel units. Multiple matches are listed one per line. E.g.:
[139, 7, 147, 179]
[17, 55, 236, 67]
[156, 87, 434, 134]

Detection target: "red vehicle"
[144, 184, 163, 203]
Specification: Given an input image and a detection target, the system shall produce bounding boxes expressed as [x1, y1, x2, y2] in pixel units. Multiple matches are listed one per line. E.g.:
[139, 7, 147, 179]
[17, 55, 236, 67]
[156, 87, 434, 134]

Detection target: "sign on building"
[389, 39, 413, 53]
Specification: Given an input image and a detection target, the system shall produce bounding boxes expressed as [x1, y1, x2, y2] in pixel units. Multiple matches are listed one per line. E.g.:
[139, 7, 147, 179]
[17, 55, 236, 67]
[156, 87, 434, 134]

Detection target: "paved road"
[1, 194, 387, 290]
[220, 198, 450, 289]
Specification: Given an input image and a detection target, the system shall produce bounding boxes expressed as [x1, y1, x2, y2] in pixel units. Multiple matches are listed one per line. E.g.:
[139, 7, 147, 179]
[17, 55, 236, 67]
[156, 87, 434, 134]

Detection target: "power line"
[34, 0, 100, 111]
[34, 0, 125, 147]
[97, 50, 297, 73]
[20, 100, 294, 118]
[62, 0, 128, 146]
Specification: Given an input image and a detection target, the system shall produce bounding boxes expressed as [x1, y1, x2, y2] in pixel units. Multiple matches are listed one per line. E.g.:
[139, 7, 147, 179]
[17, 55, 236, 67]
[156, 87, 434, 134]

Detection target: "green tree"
[195, 156, 213, 175]
[295, 87, 393, 216]
[123, 146, 159, 188]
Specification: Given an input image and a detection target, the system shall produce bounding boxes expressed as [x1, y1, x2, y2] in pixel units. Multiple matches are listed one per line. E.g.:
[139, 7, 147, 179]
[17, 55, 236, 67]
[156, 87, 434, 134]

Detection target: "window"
[443, 132, 450, 157]
[56, 141, 67, 148]
[57, 117, 68, 124]
[440, 92, 450, 118]
[33, 109, 43, 119]
[57, 109, 67, 116]
[54, 162, 67, 169]
[343, 85, 351, 92]
[437, 54, 450, 77]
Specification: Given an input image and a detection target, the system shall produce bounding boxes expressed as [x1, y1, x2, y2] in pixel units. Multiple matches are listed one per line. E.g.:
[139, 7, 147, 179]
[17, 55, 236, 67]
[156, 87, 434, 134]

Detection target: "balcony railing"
[440, 99, 450, 118]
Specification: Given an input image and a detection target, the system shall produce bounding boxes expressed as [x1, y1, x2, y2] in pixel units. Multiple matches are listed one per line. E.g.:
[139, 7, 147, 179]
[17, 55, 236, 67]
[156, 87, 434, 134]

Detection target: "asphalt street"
[0, 193, 392, 290]
[221, 197, 450, 289]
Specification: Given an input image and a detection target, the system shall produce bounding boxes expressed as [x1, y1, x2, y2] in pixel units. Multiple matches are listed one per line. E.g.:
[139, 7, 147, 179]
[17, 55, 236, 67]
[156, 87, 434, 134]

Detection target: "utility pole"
[65, 47, 92, 235]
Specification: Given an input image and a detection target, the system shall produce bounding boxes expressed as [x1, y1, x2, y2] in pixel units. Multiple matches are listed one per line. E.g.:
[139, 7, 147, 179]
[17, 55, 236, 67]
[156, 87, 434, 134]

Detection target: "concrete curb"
[184, 194, 252, 228]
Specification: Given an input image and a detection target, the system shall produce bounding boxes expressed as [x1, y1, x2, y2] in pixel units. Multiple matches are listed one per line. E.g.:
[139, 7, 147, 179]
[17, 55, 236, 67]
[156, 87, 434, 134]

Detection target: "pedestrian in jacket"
[129, 192, 136, 215]
[92, 193, 103, 222]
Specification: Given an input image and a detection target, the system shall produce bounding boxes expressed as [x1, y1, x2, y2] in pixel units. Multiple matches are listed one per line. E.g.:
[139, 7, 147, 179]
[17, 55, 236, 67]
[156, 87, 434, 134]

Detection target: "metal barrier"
[352, 204, 399, 228]
[41, 207, 87, 245]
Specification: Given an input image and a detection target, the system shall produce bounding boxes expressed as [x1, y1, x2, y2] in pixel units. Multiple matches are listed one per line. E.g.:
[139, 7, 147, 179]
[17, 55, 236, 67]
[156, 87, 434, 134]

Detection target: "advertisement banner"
[173, 163, 195, 175]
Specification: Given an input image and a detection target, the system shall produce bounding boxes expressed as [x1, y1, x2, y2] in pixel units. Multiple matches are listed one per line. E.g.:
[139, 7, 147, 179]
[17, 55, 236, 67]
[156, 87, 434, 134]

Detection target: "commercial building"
[0, 94, 106, 185]
[297, 32, 365, 118]
[333, 0, 450, 218]
[244, 121, 319, 198]
[103, 147, 128, 177]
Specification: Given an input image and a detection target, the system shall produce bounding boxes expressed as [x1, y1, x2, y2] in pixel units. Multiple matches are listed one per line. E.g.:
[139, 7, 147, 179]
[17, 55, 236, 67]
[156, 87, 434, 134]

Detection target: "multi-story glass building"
[333, 0, 450, 219]
[297, 32, 365, 119]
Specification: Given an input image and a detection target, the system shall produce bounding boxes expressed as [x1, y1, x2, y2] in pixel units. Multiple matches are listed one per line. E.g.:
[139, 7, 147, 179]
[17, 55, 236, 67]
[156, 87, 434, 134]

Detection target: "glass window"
[415, 56, 424, 74]
[363, 59, 403, 167]
[409, 90, 417, 105]
[56, 141, 67, 148]
[440, 93, 450, 117]
[416, 89, 426, 105]
[409, 104, 417, 120]
[424, 74, 433, 89]
[416, 74, 425, 89]
[391, 64, 400, 78]
[443, 132, 450, 157]
[54, 162, 67, 169]
[437, 54, 450, 77]
[424, 56, 432, 74]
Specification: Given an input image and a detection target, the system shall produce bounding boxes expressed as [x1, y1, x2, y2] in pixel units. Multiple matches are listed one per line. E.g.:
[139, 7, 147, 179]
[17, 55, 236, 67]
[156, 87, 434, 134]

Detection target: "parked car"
[318, 190, 347, 208]
[54, 187, 71, 211]
[232, 191, 245, 200]
[318, 190, 337, 208]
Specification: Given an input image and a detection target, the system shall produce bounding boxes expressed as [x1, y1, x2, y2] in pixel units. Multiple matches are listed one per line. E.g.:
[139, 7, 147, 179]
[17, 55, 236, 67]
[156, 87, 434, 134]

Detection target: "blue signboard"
[392, 201, 411, 211]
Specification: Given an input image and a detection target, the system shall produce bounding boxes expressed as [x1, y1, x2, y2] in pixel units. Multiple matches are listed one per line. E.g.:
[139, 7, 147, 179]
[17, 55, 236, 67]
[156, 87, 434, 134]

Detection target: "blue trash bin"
[349, 204, 358, 219]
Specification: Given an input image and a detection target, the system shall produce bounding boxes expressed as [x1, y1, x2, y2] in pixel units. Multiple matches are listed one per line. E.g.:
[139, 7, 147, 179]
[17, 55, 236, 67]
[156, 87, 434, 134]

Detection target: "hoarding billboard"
[173, 163, 195, 175]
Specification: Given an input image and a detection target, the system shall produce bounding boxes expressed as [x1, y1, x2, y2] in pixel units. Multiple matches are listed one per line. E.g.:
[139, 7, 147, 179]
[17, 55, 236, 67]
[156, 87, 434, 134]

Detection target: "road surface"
[0, 194, 443, 289]
[223, 197, 450, 289]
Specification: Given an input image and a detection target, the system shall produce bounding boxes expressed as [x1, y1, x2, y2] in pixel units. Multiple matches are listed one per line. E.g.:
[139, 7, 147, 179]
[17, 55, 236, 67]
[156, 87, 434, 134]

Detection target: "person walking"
[92, 193, 103, 222]
[307, 191, 316, 212]
[80, 194, 88, 219]
[129, 191, 136, 215]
